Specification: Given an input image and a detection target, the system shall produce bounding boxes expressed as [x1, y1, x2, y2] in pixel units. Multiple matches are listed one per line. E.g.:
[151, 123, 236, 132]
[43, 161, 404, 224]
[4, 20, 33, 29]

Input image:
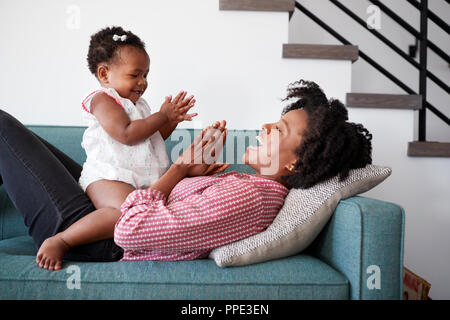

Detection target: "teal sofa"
[0, 126, 405, 300]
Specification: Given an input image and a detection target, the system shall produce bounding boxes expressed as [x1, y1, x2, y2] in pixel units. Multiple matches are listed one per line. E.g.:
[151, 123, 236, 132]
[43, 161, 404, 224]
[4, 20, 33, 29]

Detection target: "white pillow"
[209, 164, 392, 267]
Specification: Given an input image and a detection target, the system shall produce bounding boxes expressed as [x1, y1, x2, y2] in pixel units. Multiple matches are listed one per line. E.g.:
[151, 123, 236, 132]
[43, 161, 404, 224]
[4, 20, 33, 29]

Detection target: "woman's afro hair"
[281, 80, 373, 189]
[87, 26, 146, 77]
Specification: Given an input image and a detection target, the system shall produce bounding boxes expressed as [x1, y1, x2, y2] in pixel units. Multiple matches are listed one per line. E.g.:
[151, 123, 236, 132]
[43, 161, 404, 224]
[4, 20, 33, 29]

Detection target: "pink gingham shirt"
[114, 171, 289, 261]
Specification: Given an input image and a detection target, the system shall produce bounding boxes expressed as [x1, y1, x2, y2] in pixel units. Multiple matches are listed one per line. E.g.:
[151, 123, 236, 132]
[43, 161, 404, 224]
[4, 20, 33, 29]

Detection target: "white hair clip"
[112, 34, 127, 42]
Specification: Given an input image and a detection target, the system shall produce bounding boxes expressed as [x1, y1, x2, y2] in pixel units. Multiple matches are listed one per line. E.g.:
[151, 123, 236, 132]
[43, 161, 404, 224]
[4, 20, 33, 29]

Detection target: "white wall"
[289, 0, 450, 300]
[0, 0, 351, 130]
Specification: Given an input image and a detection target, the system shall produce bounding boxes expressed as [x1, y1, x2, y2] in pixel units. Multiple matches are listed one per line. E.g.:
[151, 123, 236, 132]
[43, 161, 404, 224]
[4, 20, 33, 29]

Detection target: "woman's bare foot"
[36, 233, 70, 271]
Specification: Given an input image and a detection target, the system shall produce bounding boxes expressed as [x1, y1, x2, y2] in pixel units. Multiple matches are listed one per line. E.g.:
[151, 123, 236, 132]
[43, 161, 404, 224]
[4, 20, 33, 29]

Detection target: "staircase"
[346, 93, 422, 110]
[217, 0, 447, 301]
[220, 0, 450, 158]
[283, 43, 359, 62]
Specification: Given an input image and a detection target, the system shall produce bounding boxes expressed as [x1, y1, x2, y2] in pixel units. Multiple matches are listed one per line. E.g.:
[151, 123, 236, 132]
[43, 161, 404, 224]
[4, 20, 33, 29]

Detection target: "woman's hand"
[160, 91, 197, 124]
[149, 120, 228, 198]
[175, 120, 229, 177]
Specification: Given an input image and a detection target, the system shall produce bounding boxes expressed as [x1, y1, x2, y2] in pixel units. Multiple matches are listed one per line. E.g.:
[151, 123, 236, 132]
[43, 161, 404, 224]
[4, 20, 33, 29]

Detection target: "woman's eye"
[130, 74, 138, 78]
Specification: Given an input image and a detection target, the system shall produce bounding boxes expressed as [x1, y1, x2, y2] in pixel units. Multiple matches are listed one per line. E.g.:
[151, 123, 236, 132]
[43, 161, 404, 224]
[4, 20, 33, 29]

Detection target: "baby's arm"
[159, 121, 179, 141]
[91, 91, 197, 145]
[91, 92, 167, 145]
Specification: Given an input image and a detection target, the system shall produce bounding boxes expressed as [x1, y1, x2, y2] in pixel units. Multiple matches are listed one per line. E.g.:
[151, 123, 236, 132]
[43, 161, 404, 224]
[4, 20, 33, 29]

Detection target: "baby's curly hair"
[281, 80, 373, 189]
[87, 26, 146, 77]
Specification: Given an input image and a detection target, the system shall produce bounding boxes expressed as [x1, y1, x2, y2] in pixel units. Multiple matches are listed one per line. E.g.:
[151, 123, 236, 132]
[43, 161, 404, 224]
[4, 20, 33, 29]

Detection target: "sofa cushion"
[0, 236, 349, 300]
[209, 165, 392, 267]
[0, 188, 28, 240]
[28, 126, 88, 165]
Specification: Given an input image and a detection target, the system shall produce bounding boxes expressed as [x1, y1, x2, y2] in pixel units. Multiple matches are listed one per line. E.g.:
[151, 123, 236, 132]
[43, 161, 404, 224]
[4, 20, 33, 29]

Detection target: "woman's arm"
[148, 164, 186, 198]
[114, 120, 233, 252]
[114, 177, 271, 253]
[150, 120, 228, 198]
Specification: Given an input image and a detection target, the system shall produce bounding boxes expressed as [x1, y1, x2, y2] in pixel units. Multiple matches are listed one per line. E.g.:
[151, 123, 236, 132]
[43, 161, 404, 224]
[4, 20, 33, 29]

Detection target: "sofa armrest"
[307, 196, 405, 300]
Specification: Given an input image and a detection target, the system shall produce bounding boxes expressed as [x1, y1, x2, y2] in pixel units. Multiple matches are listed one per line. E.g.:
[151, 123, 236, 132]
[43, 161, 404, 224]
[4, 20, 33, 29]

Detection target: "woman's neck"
[251, 172, 290, 188]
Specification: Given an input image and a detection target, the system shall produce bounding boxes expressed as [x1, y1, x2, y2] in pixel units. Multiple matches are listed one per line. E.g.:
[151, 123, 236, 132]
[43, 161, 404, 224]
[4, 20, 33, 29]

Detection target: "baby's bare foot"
[36, 234, 70, 271]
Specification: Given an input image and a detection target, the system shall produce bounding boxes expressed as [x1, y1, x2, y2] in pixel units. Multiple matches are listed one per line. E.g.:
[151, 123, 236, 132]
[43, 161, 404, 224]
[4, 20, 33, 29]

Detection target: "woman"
[0, 80, 372, 270]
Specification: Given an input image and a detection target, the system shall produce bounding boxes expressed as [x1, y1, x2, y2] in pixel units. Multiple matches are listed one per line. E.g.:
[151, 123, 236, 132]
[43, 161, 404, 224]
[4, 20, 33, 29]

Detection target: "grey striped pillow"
[209, 164, 392, 267]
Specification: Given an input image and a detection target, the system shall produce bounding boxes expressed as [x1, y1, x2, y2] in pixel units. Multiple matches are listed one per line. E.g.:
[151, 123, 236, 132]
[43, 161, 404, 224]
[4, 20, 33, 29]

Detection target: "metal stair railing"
[330, 0, 449, 95]
[406, 0, 450, 34]
[368, 0, 450, 65]
[294, 0, 450, 142]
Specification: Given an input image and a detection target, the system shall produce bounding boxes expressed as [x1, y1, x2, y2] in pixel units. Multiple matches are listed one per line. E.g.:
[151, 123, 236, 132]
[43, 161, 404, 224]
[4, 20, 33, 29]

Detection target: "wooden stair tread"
[347, 93, 423, 110]
[219, 0, 295, 12]
[283, 44, 359, 62]
[407, 142, 450, 158]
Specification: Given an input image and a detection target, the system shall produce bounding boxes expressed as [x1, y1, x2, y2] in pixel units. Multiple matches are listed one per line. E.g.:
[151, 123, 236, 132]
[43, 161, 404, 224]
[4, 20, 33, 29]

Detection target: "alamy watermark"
[66, 265, 81, 290]
[366, 265, 381, 290]
[366, 5, 381, 30]
[66, 4, 81, 30]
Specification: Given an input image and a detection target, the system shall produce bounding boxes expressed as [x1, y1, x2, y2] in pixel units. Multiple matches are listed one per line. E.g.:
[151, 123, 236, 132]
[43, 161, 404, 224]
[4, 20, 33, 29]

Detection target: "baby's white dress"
[79, 87, 170, 191]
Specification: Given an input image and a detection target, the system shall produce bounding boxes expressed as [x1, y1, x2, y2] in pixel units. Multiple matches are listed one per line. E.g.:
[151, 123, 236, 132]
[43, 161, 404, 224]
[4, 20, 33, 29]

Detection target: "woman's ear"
[284, 162, 297, 173]
[97, 64, 109, 84]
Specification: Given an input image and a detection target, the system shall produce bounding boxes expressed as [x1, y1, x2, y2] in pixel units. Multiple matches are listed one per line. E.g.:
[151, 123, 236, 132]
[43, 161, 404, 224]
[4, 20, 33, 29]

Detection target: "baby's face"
[104, 45, 150, 104]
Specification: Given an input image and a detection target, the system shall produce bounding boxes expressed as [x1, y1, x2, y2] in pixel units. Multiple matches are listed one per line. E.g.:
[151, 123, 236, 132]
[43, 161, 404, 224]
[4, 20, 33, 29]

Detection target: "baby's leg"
[36, 180, 135, 270]
[85, 179, 136, 210]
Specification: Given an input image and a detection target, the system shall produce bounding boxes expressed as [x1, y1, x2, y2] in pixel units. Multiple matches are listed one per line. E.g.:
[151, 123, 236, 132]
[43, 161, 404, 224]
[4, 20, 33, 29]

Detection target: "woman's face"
[243, 109, 308, 185]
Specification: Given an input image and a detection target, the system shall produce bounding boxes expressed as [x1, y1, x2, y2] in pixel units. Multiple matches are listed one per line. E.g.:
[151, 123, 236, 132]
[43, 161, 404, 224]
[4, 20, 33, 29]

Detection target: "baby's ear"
[97, 64, 109, 84]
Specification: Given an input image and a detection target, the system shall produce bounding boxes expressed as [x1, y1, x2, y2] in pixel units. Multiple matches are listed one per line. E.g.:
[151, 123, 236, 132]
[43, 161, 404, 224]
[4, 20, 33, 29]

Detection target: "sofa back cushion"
[29, 126, 87, 165]
[27, 126, 259, 173]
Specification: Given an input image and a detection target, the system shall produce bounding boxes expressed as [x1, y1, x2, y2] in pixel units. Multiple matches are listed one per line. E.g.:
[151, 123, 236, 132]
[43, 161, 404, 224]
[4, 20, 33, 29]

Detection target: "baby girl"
[36, 26, 196, 270]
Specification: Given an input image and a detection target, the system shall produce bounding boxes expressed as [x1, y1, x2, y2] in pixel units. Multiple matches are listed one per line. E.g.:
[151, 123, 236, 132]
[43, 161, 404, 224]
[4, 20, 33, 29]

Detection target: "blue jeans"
[0, 110, 123, 262]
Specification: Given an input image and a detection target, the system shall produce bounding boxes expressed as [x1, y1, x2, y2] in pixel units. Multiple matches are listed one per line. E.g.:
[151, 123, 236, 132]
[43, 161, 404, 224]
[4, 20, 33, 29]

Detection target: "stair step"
[347, 93, 423, 110]
[219, 0, 295, 12]
[408, 142, 450, 158]
[283, 44, 359, 62]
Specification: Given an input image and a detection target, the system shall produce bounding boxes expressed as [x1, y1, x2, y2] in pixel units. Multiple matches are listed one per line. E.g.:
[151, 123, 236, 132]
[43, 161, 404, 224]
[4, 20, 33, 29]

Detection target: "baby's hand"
[160, 91, 197, 124]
